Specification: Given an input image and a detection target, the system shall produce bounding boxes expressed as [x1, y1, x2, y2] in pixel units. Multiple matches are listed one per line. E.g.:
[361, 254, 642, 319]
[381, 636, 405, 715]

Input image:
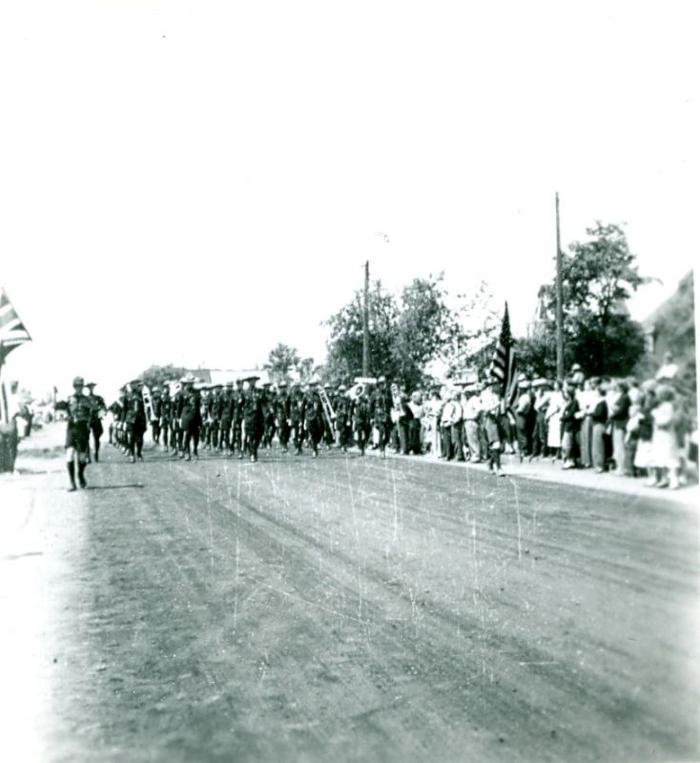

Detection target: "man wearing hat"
[479, 379, 506, 475]
[303, 382, 325, 458]
[530, 378, 551, 459]
[275, 382, 291, 453]
[231, 378, 245, 456]
[262, 382, 277, 449]
[85, 382, 106, 463]
[241, 376, 264, 462]
[158, 382, 172, 452]
[289, 382, 306, 455]
[463, 383, 483, 462]
[334, 384, 352, 452]
[371, 376, 392, 457]
[55, 376, 93, 490]
[125, 379, 147, 463]
[218, 382, 234, 453]
[177, 376, 202, 461]
[514, 377, 533, 461]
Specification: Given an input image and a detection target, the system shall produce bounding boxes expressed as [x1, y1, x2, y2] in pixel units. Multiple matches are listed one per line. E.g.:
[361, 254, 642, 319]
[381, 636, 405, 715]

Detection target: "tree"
[325, 280, 400, 383]
[138, 364, 188, 390]
[535, 222, 648, 377]
[264, 343, 300, 384]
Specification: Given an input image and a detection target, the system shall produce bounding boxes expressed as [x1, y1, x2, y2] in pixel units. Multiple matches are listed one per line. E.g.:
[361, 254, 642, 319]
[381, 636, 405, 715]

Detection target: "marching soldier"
[304, 382, 325, 457]
[159, 383, 172, 452]
[85, 382, 106, 462]
[150, 387, 162, 446]
[208, 385, 223, 450]
[262, 382, 276, 449]
[480, 380, 506, 476]
[242, 376, 264, 462]
[371, 376, 392, 457]
[178, 377, 202, 461]
[232, 378, 245, 455]
[55, 376, 92, 490]
[275, 382, 291, 453]
[335, 385, 352, 452]
[352, 385, 372, 455]
[170, 381, 184, 456]
[219, 381, 234, 453]
[289, 382, 306, 455]
[125, 379, 147, 463]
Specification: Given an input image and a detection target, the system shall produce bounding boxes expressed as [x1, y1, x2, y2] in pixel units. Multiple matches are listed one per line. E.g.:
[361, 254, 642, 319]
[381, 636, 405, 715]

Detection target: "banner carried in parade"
[0, 287, 32, 364]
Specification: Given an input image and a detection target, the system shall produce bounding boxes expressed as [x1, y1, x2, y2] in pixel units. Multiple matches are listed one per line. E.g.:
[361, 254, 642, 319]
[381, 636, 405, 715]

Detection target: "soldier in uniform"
[218, 381, 234, 453]
[178, 377, 202, 461]
[371, 376, 392, 457]
[275, 382, 291, 453]
[116, 385, 129, 453]
[231, 378, 245, 456]
[125, 379, 147, 463]
[352, 385, 372, 455]
[208, 385, 223, 450]
[241, 376, 264, 462]
[170, 381, 184, 456]
[149, 387, 162, 446]
[304, 382, 325, 457]
[55, 376, 92, 490]
[321, 383, 335, 449]
[85, 382, 106, 462]
[335, 385, 352, 452]
[158, 383, 172, 452]
[480, 380, 506, 476]
[289, 382, 306, 455]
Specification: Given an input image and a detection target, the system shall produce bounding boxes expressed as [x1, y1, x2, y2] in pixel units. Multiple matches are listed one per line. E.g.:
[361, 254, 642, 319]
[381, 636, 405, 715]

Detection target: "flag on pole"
[0, 287, 32, 364]
[488, 302, 514, 396]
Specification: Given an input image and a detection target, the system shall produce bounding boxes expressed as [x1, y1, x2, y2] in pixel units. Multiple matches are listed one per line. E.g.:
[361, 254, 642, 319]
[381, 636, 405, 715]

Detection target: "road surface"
[1, 424, 698, 762]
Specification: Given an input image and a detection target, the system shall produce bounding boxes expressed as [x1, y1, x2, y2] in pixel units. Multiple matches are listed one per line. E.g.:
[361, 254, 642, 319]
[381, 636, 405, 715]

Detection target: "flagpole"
[555, 192, 564, 381]
[362, 261, 370, 376]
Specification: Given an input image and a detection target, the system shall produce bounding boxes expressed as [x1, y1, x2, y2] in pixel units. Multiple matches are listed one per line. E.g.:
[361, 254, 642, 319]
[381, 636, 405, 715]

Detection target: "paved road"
[2, 425, 698, 762]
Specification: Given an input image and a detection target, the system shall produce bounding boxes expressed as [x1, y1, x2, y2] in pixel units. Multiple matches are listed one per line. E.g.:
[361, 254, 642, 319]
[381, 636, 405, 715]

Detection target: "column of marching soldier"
[106, 374, 400, 464]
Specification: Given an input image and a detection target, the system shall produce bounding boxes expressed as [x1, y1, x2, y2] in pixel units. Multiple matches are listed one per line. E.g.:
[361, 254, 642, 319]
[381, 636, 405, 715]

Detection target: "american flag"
[0, 287, 32, 364]
[488, 302, 514, 396]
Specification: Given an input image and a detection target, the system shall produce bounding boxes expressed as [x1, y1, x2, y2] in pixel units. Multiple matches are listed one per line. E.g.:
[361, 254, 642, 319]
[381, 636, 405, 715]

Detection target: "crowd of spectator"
[388, 352, 697, 490]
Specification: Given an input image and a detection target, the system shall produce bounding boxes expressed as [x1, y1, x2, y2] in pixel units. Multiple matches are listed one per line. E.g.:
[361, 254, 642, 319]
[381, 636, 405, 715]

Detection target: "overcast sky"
[1, 0, 697, 400]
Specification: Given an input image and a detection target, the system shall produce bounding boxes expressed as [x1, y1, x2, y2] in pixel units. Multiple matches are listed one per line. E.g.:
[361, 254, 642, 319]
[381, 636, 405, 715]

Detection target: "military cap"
[571, 363, 583, 372]
[72, 376, 85, 386]
[324, 383, 332, 389]
[86, 381, 96, 388]
[225, 381, 234, 387]
[338, 384, 347, 391]
[377, 375, 386, 383]
[278, 381, 288, 388]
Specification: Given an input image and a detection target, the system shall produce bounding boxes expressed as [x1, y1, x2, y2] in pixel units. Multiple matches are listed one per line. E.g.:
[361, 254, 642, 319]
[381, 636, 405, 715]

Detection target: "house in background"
[642, 271, 695, 366]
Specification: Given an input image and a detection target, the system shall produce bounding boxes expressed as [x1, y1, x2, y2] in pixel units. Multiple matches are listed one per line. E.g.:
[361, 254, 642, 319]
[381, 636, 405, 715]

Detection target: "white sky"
[1, 0, 697, 401]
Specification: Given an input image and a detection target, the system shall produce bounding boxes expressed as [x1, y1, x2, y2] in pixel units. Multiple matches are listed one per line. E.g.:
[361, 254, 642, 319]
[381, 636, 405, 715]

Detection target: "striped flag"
[0, 287, 32, 364]
[488, 302, 514, 396]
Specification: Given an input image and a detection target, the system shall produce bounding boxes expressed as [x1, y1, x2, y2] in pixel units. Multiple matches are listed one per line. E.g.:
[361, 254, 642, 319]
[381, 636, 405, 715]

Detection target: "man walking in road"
[55, 376, 92, 491]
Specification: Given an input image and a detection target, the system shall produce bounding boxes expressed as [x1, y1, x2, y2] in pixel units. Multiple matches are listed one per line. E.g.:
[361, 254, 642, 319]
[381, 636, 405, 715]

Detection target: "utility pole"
[362, 261, 370, 376]
[555, 192, 564, 380]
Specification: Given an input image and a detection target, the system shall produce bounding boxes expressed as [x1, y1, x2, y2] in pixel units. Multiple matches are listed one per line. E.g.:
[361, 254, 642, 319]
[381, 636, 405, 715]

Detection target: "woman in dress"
[650, 385, 681, 489]
[545, 380, 564, 461]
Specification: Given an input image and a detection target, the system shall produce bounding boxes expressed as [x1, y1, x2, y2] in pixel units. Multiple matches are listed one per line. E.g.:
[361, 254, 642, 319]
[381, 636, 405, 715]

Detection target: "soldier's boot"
[94, 445, 99, 463]
[78, 462, 87, 489]
[67, 462, 77, 492]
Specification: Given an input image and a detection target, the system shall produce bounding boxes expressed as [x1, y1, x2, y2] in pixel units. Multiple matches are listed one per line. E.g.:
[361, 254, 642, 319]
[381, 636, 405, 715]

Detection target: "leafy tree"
[138, 364, 188, 390]
[264, 343, 300, 384]
[324, 280, 400, 383]
[534, 221, 648, 377]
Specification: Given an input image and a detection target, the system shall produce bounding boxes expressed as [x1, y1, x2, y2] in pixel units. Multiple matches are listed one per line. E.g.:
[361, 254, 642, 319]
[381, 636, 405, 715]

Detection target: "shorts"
[66, 422, 90, 452]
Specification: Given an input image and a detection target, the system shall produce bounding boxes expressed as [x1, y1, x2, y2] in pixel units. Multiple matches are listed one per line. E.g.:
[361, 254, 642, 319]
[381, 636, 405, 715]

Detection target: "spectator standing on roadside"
[650, 385, 682, 489]
[546, 380, 564, 461]
[609, 380, 632, 476]
[591, 381, 609, 472]
[530, 379, 550, 460]
[463, 383, 483, 462]
[560, 380, 580, 469]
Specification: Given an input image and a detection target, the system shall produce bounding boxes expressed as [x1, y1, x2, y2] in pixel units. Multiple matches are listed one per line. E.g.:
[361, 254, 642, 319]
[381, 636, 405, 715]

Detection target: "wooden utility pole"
[555, 192, 564, 380]
[362, 261, 370, 376]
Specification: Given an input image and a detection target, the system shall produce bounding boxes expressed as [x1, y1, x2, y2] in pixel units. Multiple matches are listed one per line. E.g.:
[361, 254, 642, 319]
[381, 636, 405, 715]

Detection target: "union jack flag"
[0, 287, 32, 364]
